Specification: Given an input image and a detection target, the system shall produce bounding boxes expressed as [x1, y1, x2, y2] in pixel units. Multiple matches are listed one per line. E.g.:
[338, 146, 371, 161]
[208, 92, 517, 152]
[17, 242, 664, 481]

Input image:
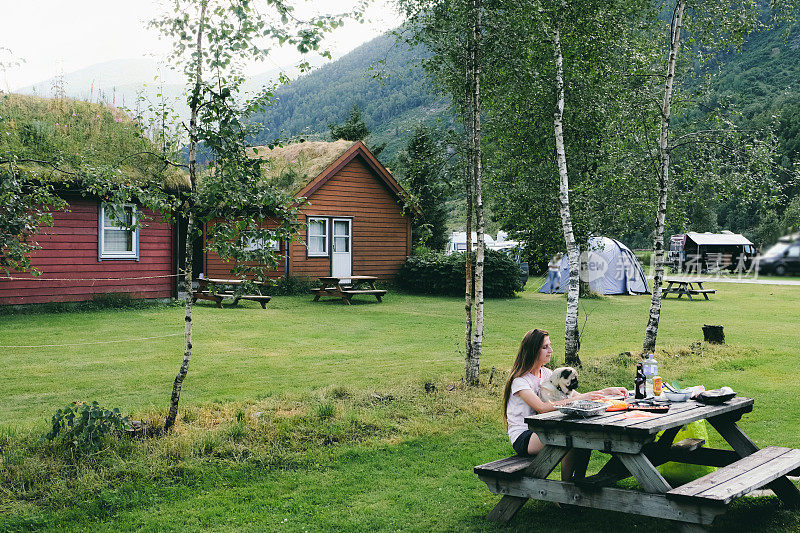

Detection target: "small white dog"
[539, 366, 580, 403]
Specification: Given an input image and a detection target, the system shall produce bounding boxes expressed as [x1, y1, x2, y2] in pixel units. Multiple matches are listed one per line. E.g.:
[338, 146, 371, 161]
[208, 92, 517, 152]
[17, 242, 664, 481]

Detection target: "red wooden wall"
[203, 153, 410, 281]
[0, 198, 174, 305]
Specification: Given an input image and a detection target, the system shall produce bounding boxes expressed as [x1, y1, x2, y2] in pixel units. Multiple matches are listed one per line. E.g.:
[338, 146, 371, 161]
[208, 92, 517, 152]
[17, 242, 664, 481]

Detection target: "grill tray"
[556, 400, 608, 418]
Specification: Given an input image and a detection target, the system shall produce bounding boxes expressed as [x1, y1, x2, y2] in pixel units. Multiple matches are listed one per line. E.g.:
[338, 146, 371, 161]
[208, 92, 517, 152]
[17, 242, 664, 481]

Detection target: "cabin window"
[99, 203, 139, 260]
[308, 217, 328, 257]
[244, 236, 281, 251]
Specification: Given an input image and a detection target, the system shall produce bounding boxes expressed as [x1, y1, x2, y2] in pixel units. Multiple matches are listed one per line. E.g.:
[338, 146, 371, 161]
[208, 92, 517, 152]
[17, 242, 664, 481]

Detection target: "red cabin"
[203, 140, 413, 281]
[0, 196, 178, 305]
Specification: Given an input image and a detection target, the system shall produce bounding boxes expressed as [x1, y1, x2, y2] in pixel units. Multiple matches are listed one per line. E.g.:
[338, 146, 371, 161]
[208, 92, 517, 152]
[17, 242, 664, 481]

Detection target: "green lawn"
[1, 279, 800, 531]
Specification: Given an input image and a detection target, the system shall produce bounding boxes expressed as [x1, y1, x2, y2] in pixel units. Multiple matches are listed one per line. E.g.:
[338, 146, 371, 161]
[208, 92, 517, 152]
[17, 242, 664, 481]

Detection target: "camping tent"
[539, 237, 650, 295]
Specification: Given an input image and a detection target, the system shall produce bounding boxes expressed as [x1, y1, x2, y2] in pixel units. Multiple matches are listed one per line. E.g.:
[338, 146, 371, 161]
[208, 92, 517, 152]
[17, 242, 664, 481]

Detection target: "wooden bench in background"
[192, 278, 271, 309]
[312, 276, 386, 304]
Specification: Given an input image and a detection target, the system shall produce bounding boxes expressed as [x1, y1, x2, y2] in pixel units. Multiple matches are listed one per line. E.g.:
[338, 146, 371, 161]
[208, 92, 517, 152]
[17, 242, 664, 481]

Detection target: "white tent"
[539, 237, 650, 295]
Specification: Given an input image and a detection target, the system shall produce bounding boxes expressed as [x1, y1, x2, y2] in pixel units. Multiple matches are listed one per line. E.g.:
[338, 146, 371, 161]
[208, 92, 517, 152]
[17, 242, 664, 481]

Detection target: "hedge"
[396, 249, 522, 298]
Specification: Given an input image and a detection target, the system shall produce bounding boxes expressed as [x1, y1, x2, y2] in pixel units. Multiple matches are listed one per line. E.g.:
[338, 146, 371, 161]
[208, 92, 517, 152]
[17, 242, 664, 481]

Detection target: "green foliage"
[44, 402, 130, 454]
[397, 124, 450, 251]
[0, 170, 66, 275]
[329, 103, 370, 141]
[396, 249, 521, 298]
[266, 275, 314, 296]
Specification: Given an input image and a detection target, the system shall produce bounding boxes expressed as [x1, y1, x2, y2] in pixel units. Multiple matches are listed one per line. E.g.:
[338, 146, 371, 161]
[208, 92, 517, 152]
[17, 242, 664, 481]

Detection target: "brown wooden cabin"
[203, 140, 413, 282]
[0, 195, 180, 306]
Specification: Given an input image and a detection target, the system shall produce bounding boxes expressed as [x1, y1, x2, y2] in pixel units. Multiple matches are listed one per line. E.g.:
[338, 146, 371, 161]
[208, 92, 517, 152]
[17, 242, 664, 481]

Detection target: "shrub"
[396, 249, 521, 298]
[44, 401, 130, 454]
[267, 275, 314, 296]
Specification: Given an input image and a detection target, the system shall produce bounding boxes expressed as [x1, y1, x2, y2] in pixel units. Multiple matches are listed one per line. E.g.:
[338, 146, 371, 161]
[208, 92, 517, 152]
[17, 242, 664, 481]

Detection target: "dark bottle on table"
[634, 362, 646, 399]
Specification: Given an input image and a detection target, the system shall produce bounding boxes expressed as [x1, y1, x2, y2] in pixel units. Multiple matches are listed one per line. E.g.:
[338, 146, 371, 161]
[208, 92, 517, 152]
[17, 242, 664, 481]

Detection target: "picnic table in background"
[475, 397, 800, 531]
[311, 275, 386, 304]
[663, 278, 716, 300]
[192, 277, 271, 309]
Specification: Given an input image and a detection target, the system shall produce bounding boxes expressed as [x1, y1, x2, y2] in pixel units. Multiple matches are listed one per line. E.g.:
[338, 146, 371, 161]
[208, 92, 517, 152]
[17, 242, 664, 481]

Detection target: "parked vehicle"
[667, 231, 756, 272]
[445, 231, 528, 287]
[445, 231, 495, 255]
[758, 233, 800, 275]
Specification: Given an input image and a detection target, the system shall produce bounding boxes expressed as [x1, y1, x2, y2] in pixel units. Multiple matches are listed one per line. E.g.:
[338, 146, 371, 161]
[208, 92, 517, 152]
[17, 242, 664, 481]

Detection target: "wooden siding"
[202, 153, 411, 282]
[0, 199, 174, 305]
[289, 156, 409, 280]
[203, 218, 286, 280]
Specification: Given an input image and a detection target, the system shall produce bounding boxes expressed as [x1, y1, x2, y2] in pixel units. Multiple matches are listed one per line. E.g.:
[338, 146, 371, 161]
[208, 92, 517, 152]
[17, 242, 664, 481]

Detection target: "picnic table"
[192, 277, 271, 309]
[475, 397, 800, 531]
[663, 278, 716, 300]
[311, 275, 386, 304]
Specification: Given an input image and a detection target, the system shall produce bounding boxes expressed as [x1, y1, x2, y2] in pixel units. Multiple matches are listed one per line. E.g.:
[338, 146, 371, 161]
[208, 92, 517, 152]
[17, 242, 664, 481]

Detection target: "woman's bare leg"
[561, 448, 590, 481]
[527, 432, 545, 455]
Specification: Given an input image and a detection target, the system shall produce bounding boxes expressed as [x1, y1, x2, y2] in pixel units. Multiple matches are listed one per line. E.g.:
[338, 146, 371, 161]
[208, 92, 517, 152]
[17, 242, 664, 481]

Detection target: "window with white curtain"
[99, 203, 139, 260]
[308, 217, 328, 257]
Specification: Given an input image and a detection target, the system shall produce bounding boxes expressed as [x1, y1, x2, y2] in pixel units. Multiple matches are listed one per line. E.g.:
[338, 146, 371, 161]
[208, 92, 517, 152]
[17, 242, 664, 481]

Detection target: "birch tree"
[151, 0, 361, 430]
[549, 8, 581, 365]
[642, 0, 773, 353]
[400, 0, 487, 384]
[465, 0, 485, 385]
[479, 0, 653, 365]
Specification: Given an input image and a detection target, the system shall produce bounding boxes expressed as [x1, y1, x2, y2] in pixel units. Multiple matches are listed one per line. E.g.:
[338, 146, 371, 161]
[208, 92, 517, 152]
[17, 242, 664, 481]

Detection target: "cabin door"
[331, 218, 352, 279]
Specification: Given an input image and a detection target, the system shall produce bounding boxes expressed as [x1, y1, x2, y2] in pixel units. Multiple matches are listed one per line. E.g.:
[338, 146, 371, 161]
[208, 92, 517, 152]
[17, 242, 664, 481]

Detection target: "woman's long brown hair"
[503, 329, 549, 422]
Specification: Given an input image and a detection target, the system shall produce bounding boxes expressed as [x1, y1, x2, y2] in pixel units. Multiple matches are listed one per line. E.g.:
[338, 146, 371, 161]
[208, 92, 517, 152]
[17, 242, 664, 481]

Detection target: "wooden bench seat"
[667, 447, 800, 505]
[474, 455, 535, 480]
[232, 294, 271, 309]
[340, 289, 387, 295]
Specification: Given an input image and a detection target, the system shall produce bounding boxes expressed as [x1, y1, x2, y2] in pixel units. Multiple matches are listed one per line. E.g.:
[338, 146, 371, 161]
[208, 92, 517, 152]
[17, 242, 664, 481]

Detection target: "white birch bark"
[464, 14, 475, 381]
[552, 17, 581, 367]
[643, 0, 685, 354]
[165, 1, 206, 431]
[467, 0, 484, 386]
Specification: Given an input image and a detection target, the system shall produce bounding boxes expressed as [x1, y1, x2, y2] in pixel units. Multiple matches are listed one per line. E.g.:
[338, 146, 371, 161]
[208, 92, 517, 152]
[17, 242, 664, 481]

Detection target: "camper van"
[759, 233, 800, 275]
[445, 231, 528, 287]
[668, 231, 756, 272]
[444, 232, 496, 255]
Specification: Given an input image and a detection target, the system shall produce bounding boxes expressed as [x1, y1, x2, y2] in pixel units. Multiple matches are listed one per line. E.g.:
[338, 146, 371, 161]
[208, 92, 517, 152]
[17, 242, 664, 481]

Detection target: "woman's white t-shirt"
[506, 368, 553, 444]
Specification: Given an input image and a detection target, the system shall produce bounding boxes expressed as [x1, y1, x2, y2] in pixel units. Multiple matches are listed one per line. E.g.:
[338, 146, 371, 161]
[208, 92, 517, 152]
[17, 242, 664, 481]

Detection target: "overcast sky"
[0, 0, 404, 91]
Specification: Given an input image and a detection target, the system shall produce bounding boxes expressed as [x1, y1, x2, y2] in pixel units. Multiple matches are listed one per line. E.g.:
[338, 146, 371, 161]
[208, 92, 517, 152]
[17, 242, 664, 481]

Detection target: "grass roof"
[247, 140, 353, 194]
[0, 93, 189, 191]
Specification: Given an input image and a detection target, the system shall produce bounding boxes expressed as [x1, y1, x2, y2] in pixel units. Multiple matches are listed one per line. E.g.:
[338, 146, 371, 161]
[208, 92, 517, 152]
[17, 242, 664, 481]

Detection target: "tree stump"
[703, 325, 725, 344]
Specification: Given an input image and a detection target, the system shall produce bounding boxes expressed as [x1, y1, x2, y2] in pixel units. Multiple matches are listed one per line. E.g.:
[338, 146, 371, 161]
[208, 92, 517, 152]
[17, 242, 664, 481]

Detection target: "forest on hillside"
[246, 19, 800, 255]
[247, 32, 451, 163]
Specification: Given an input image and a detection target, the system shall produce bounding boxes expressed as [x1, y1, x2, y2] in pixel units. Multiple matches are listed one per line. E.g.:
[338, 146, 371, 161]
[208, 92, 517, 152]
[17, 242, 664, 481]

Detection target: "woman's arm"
[516, 389, 604, 414]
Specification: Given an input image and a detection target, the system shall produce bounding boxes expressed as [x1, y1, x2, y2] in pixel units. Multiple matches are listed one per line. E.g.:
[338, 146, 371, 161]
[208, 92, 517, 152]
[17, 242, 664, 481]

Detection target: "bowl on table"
[663, 390, 692, 402]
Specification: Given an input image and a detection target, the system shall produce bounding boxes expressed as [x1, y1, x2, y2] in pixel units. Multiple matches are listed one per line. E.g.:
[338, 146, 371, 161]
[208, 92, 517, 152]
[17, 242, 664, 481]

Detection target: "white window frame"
[307, 217, 329, 257]
[98, 203, 139, 261]
[243, 236, 281, 252]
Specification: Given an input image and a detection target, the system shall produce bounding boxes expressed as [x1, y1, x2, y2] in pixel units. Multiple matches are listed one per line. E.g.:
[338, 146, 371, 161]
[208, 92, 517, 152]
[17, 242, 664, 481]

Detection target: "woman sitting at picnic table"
[503, 328, 627, 481]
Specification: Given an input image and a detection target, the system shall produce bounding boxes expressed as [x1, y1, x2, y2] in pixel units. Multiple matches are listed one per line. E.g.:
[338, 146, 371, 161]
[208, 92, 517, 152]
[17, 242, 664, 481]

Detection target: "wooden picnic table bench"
[311, 276, 386, 304]
[663, 278, 716, 300]
[192, 277, 271, 309]
[476, 397, 800, 531]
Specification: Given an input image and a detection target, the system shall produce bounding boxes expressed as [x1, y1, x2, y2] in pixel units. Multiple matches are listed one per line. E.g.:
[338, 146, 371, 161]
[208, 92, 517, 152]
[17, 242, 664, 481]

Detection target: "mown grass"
[1, 280, 800, 531]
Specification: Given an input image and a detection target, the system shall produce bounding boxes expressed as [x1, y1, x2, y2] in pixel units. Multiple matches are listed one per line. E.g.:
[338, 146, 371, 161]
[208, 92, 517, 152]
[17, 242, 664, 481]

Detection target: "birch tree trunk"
[464, 17, 475, 382]
[552, 17, 581, 367]
[165, 1, 206, 431]
[467, 0, 484, 386]
[643, 0, 685, 354]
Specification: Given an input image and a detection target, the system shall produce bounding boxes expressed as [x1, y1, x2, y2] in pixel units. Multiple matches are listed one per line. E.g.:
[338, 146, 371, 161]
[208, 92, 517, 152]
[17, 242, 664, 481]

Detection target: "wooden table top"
[526, 397, 753, 437]
[201, 278, 244, 284]
[318, 275, 377, 282]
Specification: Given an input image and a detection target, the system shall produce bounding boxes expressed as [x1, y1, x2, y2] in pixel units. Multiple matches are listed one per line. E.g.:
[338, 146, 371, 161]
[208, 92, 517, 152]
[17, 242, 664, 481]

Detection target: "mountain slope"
[246, 31, 452, 163]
